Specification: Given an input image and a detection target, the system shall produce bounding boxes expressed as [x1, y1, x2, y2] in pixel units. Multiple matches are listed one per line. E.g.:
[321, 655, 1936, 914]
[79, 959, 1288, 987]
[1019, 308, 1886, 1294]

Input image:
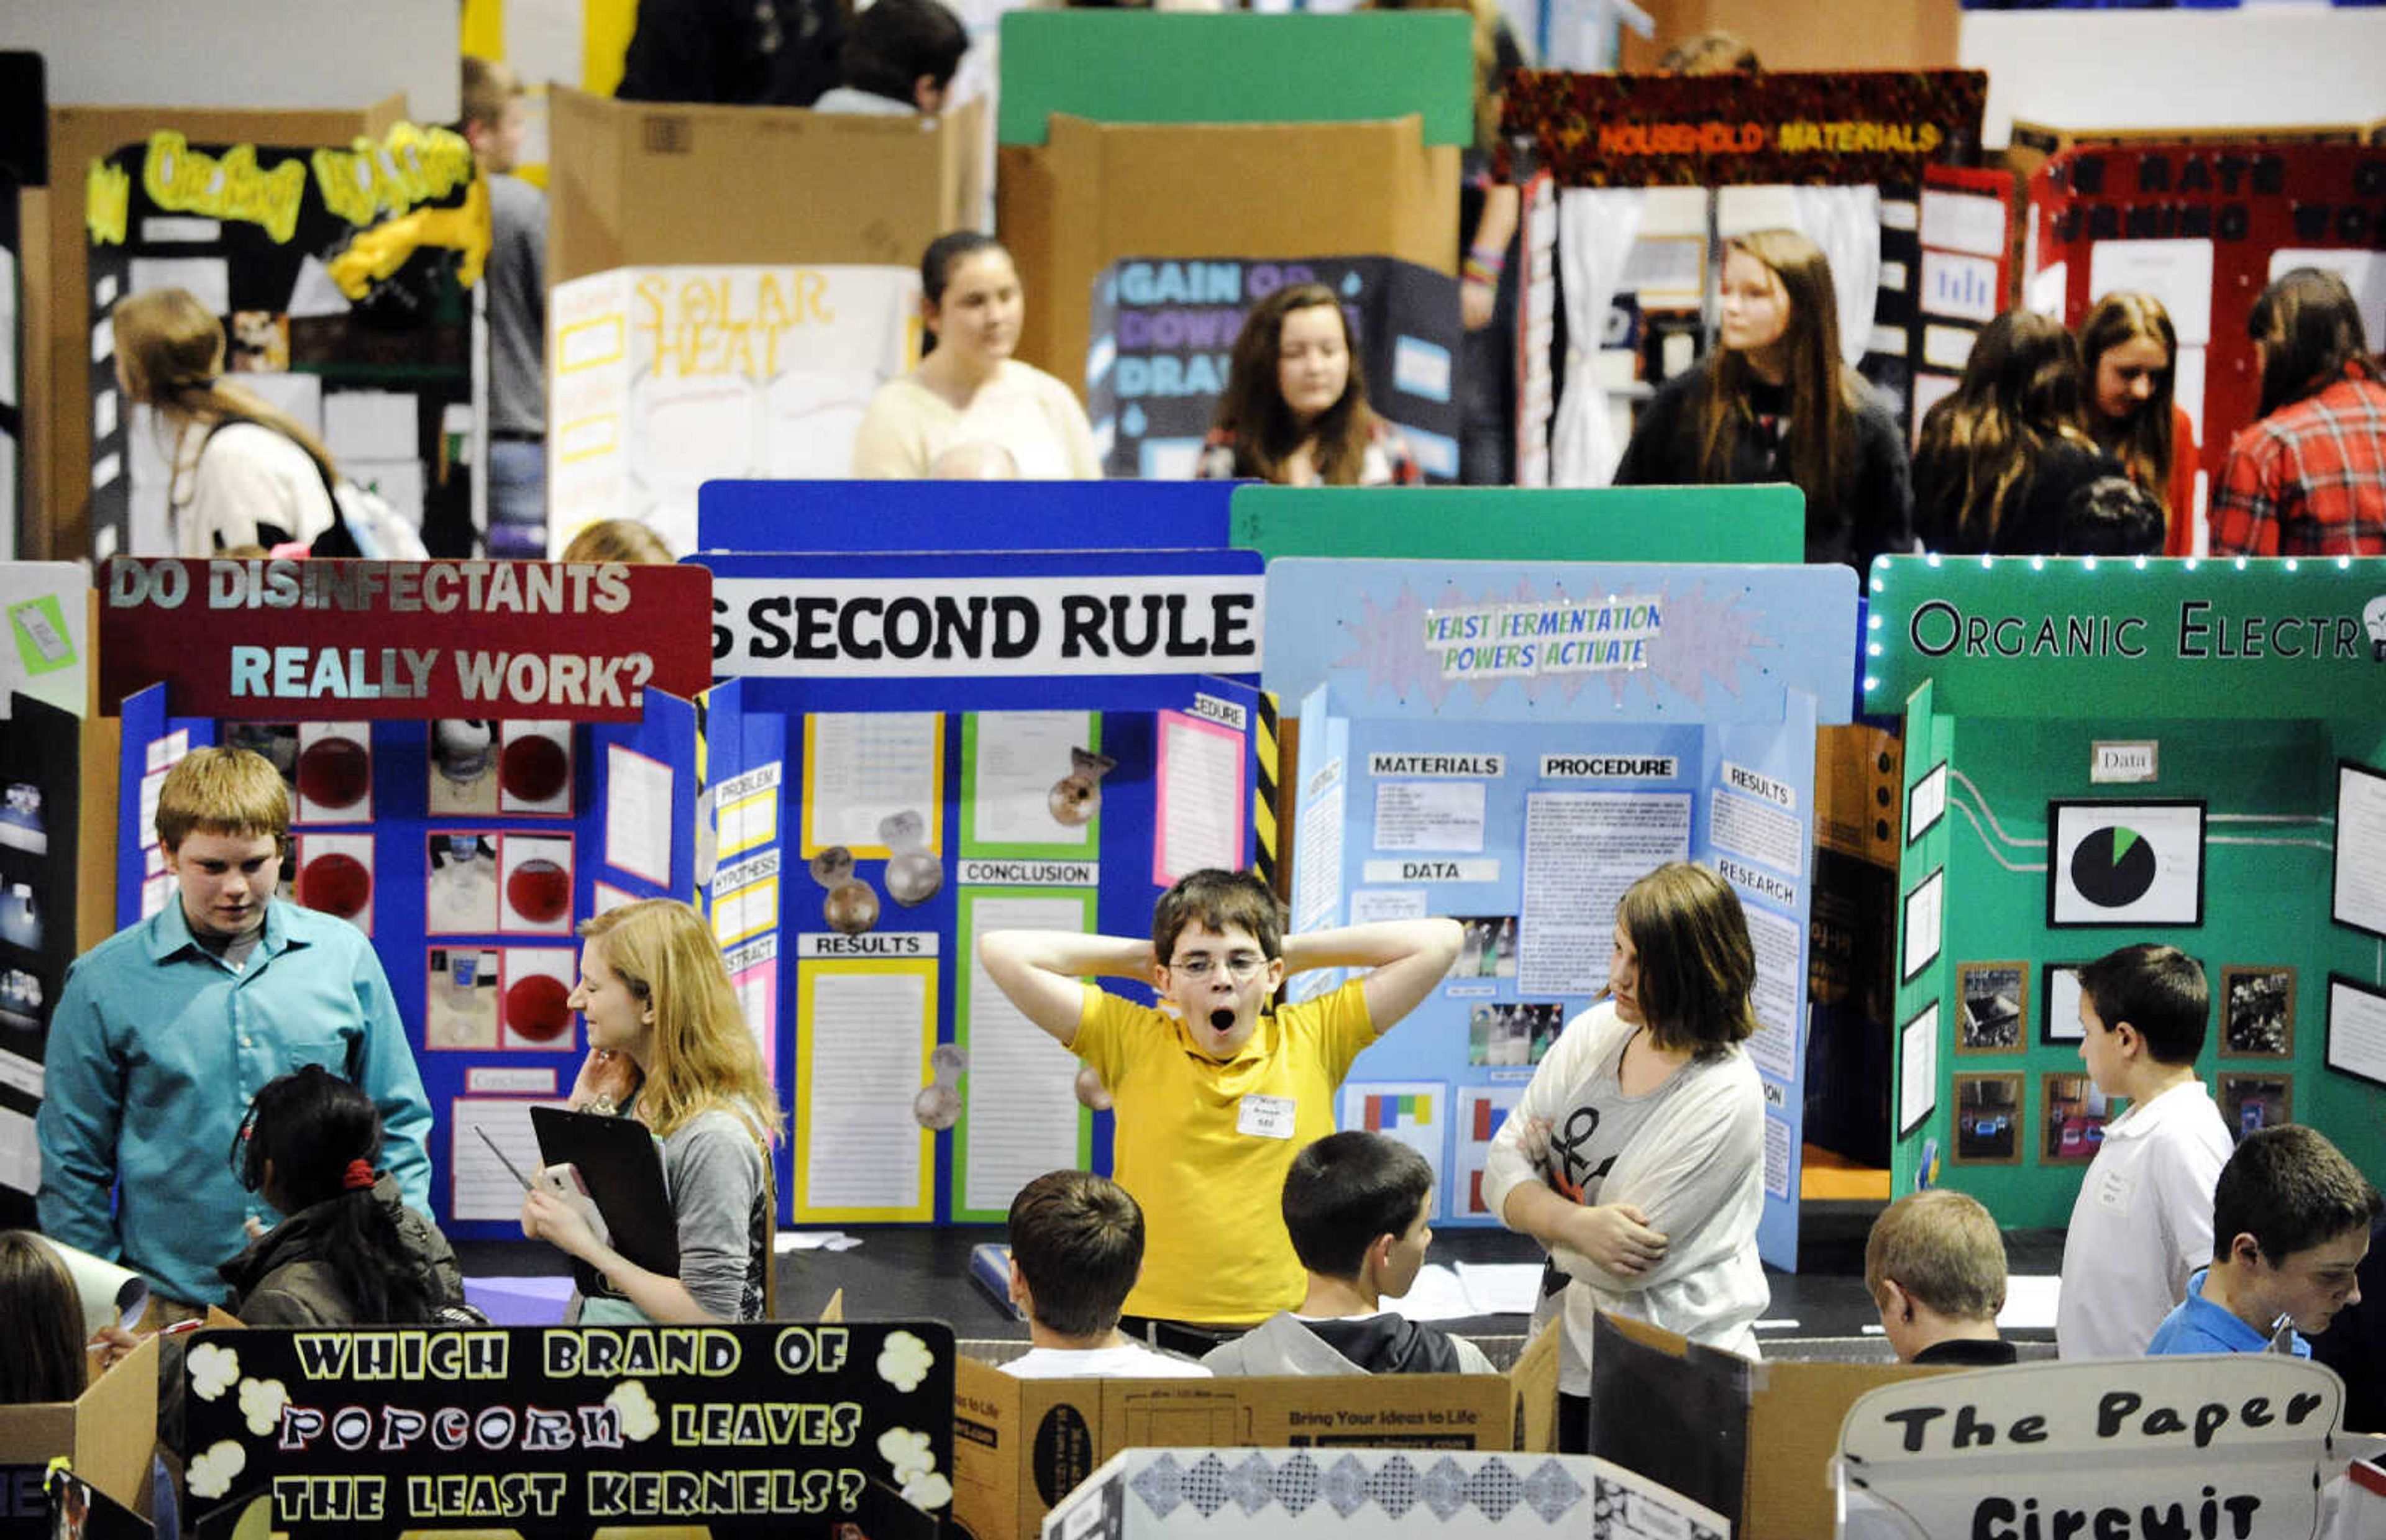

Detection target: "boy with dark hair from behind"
[1204, 1131, 1496, 1375]
[1865, 1189, 2015, 1365]
[1000, 1170, 1209, 1379]
[2057, 943, 2232, 1359]
[2149, 1124, 2379, 1357]
[811, 0, 968, 115]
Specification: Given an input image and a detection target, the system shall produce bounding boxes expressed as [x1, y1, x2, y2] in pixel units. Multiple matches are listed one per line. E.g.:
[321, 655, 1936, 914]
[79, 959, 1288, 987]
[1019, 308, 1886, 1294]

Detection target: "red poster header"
[99, 558, 714, 721]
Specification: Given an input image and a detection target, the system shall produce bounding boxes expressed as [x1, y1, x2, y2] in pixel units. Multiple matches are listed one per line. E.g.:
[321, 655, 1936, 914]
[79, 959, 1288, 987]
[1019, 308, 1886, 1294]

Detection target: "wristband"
[1462, 258, 1499, 286]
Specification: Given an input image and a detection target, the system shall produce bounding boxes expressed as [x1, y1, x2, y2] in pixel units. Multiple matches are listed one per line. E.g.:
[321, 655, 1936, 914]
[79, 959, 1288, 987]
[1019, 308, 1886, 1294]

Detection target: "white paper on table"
[605, 744, 675, 886]
[1996, 1274, 2062, 1331]
[449, 1099, 565, 1221]
[1742, 902, 1802, 1083]
[1348, 887, 1429, 924]
[775, 1231, 862, 1253]
[2090, 239, 2215, 347]
[1154, 709, 1243, 884]
[805, 713, 941, 855]
[129, 257, 232, 317]
[1517, 791, 1691, 996]
[802, 968, 928, 1211]
[1899, 1002, 1939, 1134]
[324, 390, 419, 462]
[1372, 780, 1487, 853]
[968, 711, 1093, 847]
[1453, 1262, 1545, 1316]
[960, 894, 1087, 1217]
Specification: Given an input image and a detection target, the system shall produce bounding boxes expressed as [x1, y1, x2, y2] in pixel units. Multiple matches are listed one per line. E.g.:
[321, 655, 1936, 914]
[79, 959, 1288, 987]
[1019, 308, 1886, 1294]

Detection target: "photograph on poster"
[1898, 1001, 1939, 1138]
[500, 947, 578, 1052]
[498, 721, 576, 816]
[293, 833, 375, 934]
[1907, 761, 1948, 844]
[425, 947, 501, 1049]
[1956, 960, 2027, 1052]
[293, 721, 374, 824]
[1953, 1073, 2022, 1165]
[1901, 868, 1944, 983]
[500, 832, 575, 934]
[1451, 914, 1519, 980]
[2219, 1073, 2292, 1140]
[2041, 961, 2089, 1045]
[2047, 800, 2205, 928]
[428, 718, 500, 814]
[2333, 761, 2386, 941]
[425, 832, 500, 934]
[2326, 973, 2386, 1089]
[2041, 1073, 2112, 1164]
[1468, 1001, 1566, 1067]
[2221, 965, 2295, 1058]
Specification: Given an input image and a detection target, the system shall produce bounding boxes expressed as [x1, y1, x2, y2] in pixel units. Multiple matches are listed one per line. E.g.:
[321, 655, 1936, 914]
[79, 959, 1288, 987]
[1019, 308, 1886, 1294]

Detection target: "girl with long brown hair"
[0, 1231, 87, 1404]
[111, 287, 341, 556]
[1614, 229, 1911, 570]
[2078, 292, 2198, 557]
[1913, 309, 2137, 555]
[2211, 268, 2386, 557]
[1195, 284, 1422, 486]
[521, 898, 784, 1323]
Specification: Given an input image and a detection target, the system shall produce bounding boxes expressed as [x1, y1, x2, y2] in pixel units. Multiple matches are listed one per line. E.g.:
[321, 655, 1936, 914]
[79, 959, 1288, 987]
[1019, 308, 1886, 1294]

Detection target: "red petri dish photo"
[506, 973, 573, 1042]
[507, 857, 572, 925]
[295, 736, 372, 811]
[298, 852, 372, 919]
[500, 733, 571, 804]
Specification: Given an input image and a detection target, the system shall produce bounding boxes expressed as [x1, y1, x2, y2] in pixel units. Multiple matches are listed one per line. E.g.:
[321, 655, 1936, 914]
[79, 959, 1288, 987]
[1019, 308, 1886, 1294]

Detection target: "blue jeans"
[487, 437, 547, 557]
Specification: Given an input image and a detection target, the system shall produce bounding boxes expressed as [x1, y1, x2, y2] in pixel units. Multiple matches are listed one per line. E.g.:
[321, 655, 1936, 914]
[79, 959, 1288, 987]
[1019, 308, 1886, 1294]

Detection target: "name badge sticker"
[1236, 1093, 1297, 1141]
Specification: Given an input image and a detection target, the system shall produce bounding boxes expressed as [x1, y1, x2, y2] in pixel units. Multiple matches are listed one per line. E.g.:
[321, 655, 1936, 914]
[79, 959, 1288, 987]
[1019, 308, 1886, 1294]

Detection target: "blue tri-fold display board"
[111, 680, 706, 1241]
[1264, 558, 1859, 1270]
[698, 485, 1267, 1224]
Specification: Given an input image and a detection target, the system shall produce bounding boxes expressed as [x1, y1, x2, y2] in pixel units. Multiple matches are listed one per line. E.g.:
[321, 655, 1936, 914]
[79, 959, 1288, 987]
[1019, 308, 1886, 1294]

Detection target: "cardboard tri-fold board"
[1588, 1311, 1945, 1540]
[955, 1327, 1557, 1540]
[995, 116, 1459, 393]
[546, 86, 989, 286]
[1040, 1447, 1622, 1538]
[0, 1333, 164, 1519]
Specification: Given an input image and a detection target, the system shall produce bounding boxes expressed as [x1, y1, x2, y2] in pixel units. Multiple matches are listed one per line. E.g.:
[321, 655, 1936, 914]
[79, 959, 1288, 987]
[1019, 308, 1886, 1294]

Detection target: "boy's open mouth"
[1209, 1008, 1236, 1032]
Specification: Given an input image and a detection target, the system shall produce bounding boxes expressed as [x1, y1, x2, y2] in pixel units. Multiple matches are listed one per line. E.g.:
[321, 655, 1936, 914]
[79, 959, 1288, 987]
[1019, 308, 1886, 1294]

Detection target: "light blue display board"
[697, 480, 1236, 555]
[1266, 559, 1858, 1271]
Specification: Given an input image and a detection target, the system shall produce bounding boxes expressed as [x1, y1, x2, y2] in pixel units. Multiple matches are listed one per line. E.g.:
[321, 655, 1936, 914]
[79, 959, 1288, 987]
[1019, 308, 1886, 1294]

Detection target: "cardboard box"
[995, 116, 1458, 394]
[955, 1327, 1556, 1540]
[0, 1333, 163, 1520]
[546, 86, 988, 287]
[1588, 1311, 1951, 1540]
[1040, 1447, 1622, 1538]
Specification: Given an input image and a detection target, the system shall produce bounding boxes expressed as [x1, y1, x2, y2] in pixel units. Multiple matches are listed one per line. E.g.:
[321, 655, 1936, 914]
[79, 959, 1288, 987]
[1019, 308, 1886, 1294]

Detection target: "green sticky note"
[8, 596, 76, 676]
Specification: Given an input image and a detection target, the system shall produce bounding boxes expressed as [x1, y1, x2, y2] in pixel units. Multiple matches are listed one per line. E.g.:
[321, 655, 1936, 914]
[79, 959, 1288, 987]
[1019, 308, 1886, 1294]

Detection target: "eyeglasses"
[1169, 954, 1269, 981]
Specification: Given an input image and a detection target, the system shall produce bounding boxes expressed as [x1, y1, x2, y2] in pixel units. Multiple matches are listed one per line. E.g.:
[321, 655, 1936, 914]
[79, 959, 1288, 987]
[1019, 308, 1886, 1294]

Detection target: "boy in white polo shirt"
[2056, 944, 2233, 1359]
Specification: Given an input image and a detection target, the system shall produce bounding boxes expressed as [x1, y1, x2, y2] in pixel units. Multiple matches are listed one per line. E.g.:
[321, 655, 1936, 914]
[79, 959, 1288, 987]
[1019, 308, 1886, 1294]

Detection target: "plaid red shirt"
[2209, 370, 2386, 557]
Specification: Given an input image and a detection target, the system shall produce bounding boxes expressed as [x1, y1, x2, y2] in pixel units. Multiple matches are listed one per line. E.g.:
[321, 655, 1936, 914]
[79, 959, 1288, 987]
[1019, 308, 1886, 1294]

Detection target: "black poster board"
[182, 1321, 955, 1536]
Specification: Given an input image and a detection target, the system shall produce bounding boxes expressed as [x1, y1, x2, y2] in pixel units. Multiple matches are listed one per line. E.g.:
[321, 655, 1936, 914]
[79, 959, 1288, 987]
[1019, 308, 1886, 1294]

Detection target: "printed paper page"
[800, 965, 930, 1214]
[1517, 793, 1691, 996]
[1154, 709, 1243, 885]
[803, 713, 943, 855]
[959, 894, 1090, 1217]
[967, 711, 1093, 849]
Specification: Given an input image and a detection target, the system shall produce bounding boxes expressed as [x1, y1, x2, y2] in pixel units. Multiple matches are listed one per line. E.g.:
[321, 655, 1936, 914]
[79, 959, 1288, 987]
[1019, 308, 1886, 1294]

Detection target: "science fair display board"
[703, 519, 1266, 1228]
[2026, 139, 2386, 537]
[1868, 555, 2386, 1221]
[1265, 555, 1858, 1269]
[85, 122, 483, 560]
[96, 556, 715, 1239]
[547, 265, 923, 558]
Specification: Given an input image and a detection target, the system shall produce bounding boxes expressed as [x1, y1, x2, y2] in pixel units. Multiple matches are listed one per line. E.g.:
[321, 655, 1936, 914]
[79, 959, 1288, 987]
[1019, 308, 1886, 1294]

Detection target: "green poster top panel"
[1865, 554, 2386, 719]
[1229, 484, 1808, 563]
[996, 12, 1476, 148]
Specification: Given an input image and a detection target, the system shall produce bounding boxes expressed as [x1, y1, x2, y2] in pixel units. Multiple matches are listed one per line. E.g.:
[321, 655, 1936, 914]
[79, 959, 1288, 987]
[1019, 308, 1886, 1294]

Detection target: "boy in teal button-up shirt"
[37, 745, 431, 1311]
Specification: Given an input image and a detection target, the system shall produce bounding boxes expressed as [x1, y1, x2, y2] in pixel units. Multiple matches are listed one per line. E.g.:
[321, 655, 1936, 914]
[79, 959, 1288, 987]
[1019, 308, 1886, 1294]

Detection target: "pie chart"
[2071, 824, 2157, 908]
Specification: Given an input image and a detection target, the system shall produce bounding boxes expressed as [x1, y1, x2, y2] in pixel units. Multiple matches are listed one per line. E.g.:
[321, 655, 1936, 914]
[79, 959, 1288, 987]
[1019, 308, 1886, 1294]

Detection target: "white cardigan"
[1482, 1001, 1770, 1394]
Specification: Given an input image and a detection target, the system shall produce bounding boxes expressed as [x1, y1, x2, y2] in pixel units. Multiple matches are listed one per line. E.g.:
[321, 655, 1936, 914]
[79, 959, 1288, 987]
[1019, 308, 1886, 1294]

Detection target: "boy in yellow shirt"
[979, 868, 1460, 1354]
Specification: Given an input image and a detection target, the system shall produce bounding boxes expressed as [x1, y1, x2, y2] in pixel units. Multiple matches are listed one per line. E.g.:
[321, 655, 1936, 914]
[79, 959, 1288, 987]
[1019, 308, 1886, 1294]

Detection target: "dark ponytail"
[240, 1065, 439, 1324]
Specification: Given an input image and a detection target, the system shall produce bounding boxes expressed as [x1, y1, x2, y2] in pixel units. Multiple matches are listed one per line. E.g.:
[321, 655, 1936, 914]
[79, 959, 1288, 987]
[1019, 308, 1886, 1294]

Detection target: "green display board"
[1229, 484, 1808, 563]
[1874, 556, 2386, 1223]
[996, 12, 1477, 148]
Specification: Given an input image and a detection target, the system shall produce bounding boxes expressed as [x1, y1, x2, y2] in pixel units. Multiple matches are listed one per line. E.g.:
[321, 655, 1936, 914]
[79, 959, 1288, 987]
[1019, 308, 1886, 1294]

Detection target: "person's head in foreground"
[1611, 861, 1757, 1059]
[1865, 1188, 2007, 1363]
[1148, 868, 1287, 1061]
[0, 1231, 87, 1404]
[837, 0, 969, 113]
[1284, 1131, 1436, 1307]
[559, 517, 674, 565]
[918, 232, 1023, 380]
[1213, 283, 1383, 485]
[1007, 1169, 1144, 1345]
[572, 899, 782, 1144]
[155, 746, 291, 942]
[2075, 942, 2207, 1097]
[2249, 267, 2377, 420]
[2203, 1124, 2380, 1341]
